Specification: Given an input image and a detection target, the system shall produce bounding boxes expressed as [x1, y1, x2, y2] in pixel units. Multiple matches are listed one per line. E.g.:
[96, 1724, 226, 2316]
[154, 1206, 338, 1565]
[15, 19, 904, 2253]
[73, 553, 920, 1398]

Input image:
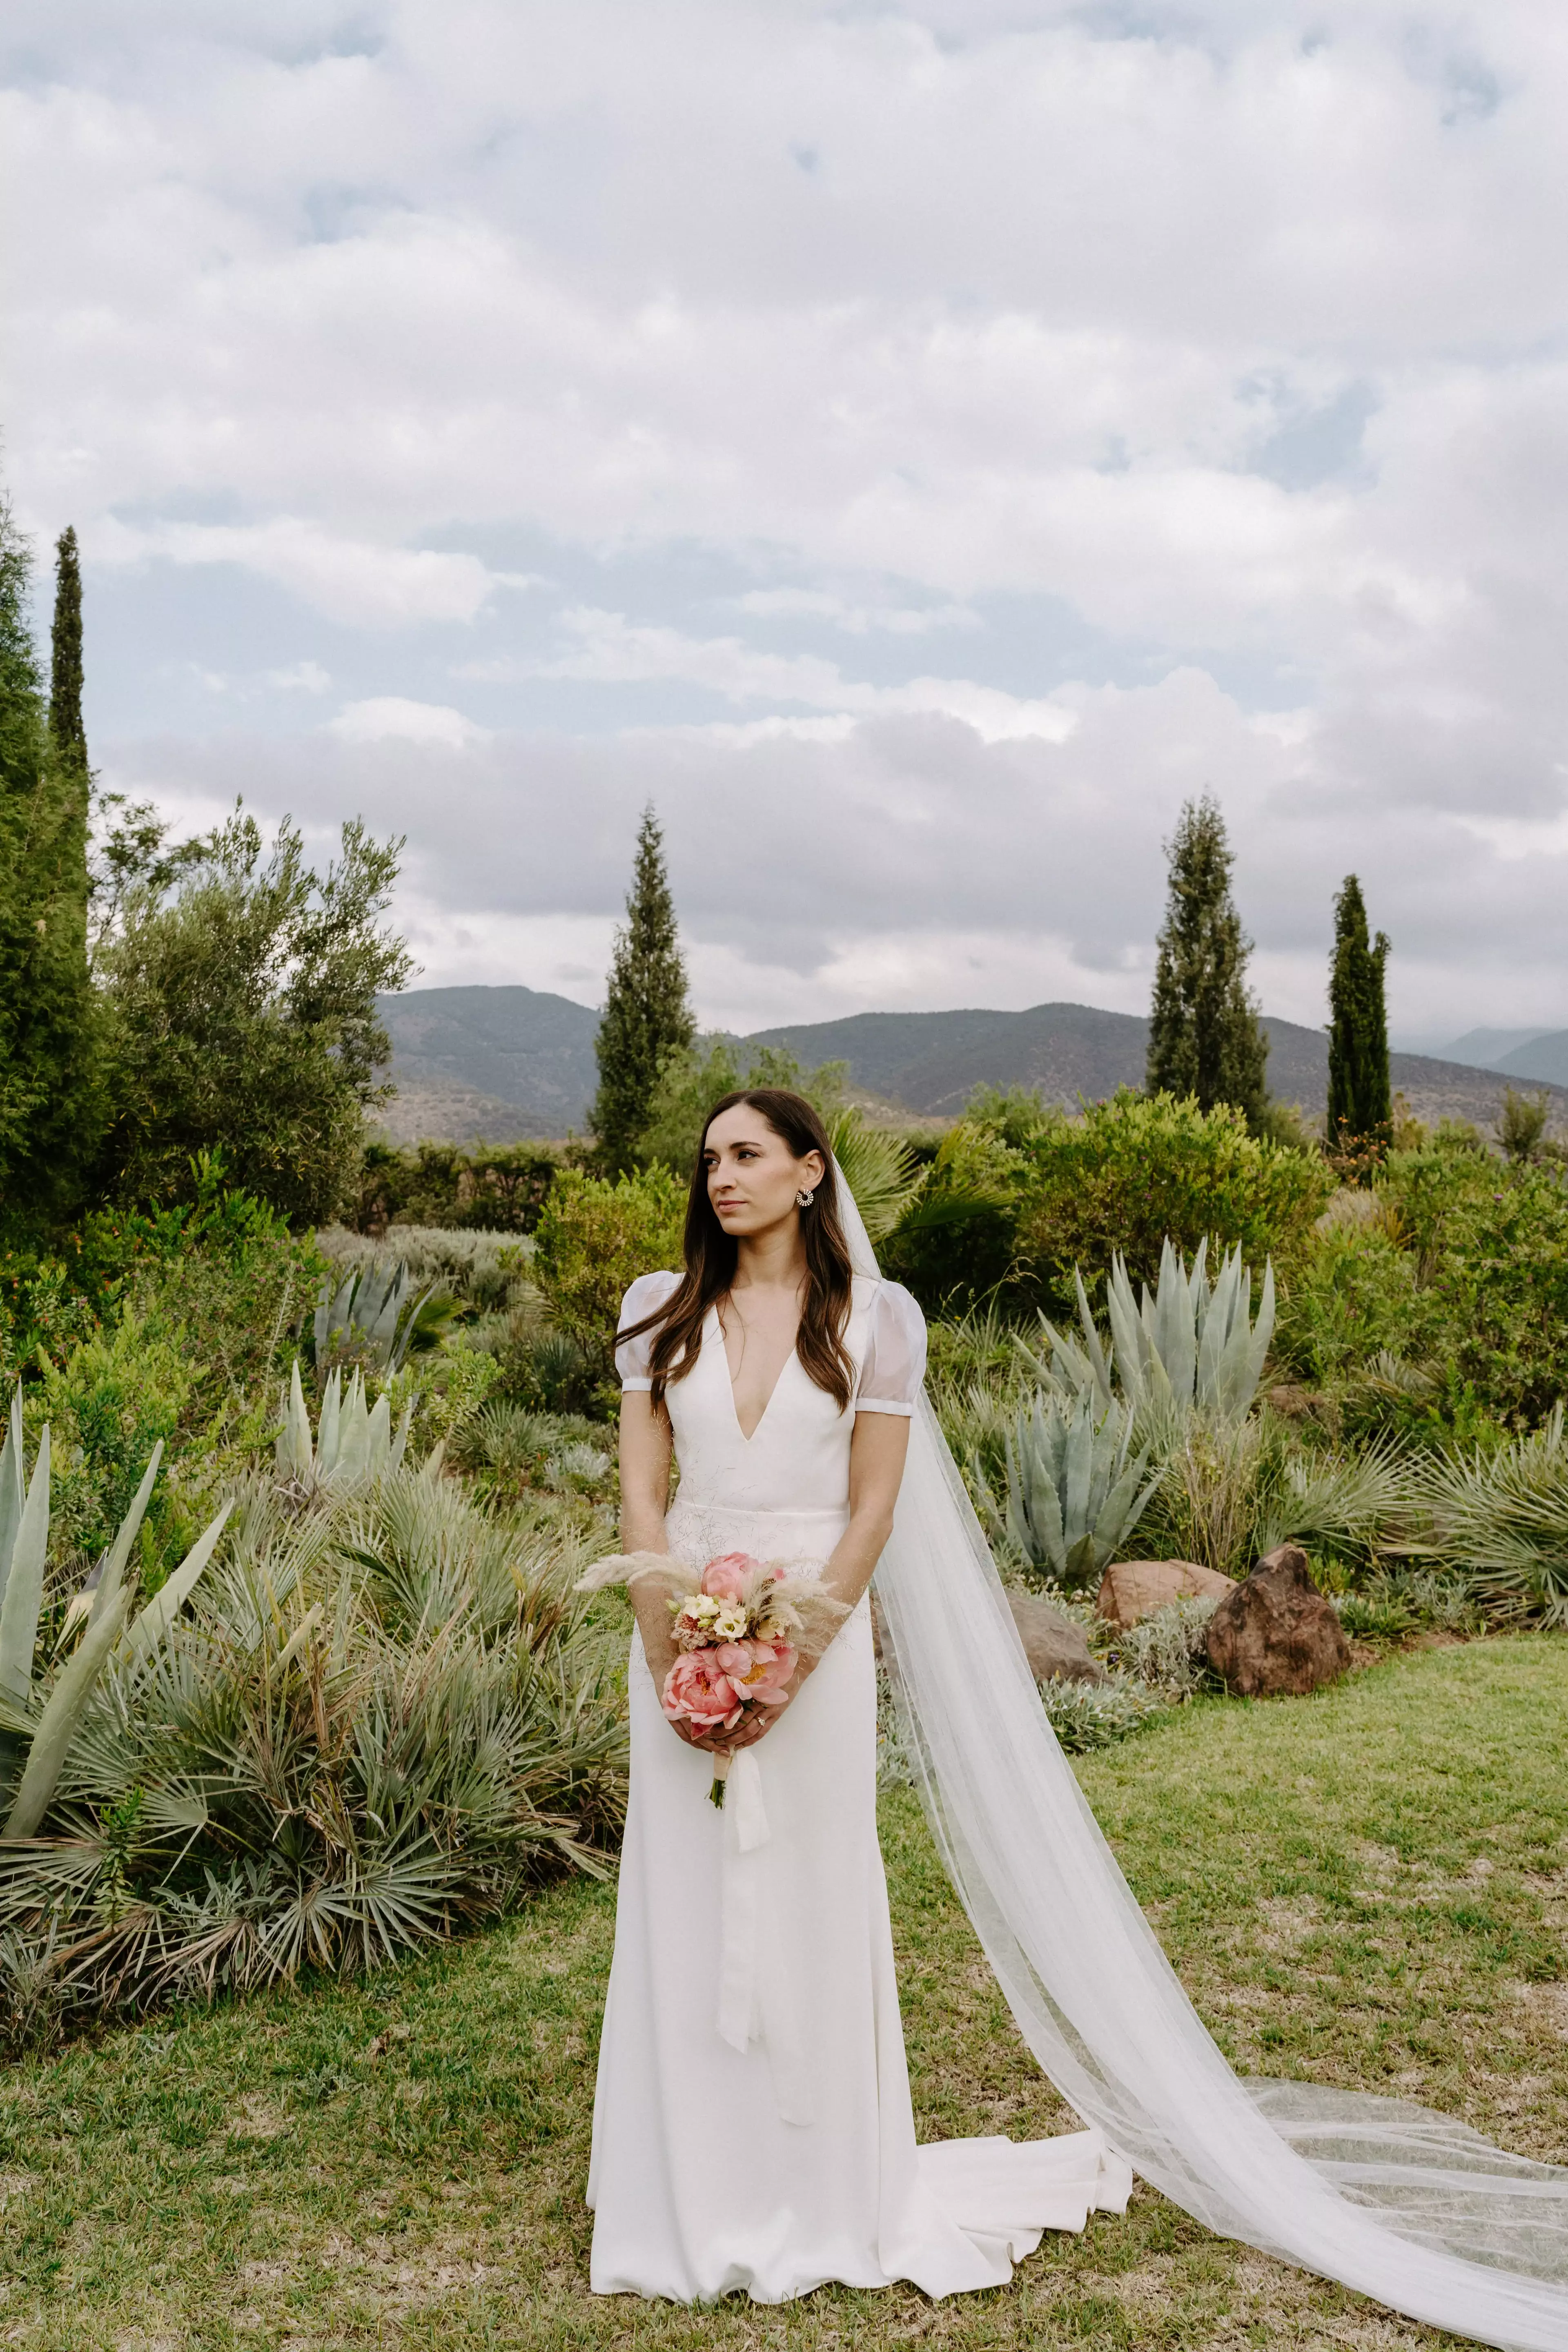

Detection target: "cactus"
[1003, 1388, 1158, 1587]
[0, 1389, 230, 1839]
[275, 1362, 412, 1492]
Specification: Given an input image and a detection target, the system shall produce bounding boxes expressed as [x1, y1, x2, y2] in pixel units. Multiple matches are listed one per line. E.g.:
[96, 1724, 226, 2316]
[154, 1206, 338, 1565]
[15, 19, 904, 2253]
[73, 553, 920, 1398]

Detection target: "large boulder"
[1096, 1559, 1238, 1630]
[1007, 1593, 1105, 1686]
[1204, 1543, 1351, 1698]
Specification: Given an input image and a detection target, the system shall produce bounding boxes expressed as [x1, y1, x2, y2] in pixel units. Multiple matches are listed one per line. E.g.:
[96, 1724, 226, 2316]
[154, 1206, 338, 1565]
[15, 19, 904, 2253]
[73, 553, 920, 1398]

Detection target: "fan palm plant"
[0, 1471, 626, 2031]
[1423, 1408, 1568, 1623]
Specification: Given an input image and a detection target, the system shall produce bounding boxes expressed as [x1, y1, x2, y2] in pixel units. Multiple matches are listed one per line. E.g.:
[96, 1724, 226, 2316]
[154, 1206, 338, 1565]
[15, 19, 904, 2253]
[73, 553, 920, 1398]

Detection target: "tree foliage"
[0, 501, 100, 1228]
[1145, 796, 1269, 1128]
[590, 806, 693, 1172]
[636, 1035, 844, 1172]
[98, 806, 412, 1224]
[1325, 874, 1391, 1159]
[47, 527, 87, 775]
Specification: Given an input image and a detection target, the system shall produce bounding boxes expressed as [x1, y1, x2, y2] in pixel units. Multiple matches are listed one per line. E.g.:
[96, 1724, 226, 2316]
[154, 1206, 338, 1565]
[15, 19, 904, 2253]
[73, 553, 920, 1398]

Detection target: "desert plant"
[1258, 1440, 1417, 1566]
[1423, 1410, 1568, 1623]
[827, 1109, 929, 1243]
[996, 1388, 1158, 1587]
[274, 1362, 411, 1492]
[1042, 1238, 1274, 1428]
[313, 1260, 454, 1374]
[0, 1471, 628, 2031]
[0, 1390, 229, 1840]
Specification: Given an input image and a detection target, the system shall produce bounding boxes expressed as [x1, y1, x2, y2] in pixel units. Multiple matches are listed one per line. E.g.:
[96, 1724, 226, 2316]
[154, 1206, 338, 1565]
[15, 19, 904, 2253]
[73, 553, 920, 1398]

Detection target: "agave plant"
[274, 1362, 412, 1492]
[0, 1390, 229, 1842]
[1000, 1388, 1159, 1588]
[1044, 1239, 1275, 1427]
[0, 1472, 627, 2027]
[314, 1260, 454, 1374]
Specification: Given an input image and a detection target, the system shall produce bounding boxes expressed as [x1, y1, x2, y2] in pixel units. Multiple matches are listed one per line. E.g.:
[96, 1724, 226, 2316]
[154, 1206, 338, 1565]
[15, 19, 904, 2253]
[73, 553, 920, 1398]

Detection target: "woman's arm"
[618, 1391, 677, 1687]
[719, 1410, 910, 1753]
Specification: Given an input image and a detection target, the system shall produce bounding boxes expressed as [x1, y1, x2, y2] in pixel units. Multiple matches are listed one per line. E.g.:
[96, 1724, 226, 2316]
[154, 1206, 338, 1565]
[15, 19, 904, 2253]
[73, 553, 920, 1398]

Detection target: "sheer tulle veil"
[834, 1171, 1568, 2349]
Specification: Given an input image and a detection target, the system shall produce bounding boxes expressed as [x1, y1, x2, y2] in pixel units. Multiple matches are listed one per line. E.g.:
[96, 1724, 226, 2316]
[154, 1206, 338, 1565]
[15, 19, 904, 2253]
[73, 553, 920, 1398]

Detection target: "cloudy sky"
[4, 1, 1566, 1045]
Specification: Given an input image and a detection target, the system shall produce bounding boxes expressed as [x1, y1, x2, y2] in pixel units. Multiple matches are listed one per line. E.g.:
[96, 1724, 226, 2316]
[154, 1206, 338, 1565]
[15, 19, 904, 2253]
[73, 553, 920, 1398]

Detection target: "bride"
[587, 1088, 1568, 2340]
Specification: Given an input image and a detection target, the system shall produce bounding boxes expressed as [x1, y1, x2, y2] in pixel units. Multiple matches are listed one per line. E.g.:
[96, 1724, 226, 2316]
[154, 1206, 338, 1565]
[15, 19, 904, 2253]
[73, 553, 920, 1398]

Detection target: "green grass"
[2, 1639, 1565, 2349]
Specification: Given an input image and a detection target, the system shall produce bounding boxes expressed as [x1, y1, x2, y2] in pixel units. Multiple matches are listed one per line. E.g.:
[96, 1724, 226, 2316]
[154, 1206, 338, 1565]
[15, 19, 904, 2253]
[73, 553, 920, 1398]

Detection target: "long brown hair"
[620, 1089, 856, 1412]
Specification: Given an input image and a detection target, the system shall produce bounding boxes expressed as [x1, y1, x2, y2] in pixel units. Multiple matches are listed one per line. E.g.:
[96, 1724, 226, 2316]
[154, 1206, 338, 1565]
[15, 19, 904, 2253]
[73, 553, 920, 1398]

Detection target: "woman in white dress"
[588, 1088, 1568, 2343]
[587, 1087, 1128, 2303]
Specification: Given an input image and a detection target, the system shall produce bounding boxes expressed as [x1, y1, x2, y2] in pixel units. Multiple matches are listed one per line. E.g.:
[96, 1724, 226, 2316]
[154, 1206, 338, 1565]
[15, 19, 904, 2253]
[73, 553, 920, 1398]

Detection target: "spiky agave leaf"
[1004, 1387, 1158, 1586]
[0, 1388, 26, 1615]
[0, 1429, 49, 1713]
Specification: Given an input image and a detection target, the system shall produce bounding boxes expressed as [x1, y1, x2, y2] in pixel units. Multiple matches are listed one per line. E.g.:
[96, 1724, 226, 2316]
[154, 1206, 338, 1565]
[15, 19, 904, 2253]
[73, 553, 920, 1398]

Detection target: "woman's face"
[702, 1104, 825, 1241]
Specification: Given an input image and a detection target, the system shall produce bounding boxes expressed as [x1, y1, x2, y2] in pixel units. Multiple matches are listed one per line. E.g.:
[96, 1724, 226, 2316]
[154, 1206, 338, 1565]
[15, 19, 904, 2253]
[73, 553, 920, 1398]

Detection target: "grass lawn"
[3, 1637, 1566, 2350]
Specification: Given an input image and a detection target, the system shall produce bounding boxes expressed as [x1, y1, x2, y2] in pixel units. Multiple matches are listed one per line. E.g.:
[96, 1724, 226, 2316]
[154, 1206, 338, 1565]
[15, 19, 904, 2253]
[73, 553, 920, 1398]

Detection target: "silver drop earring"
[797, 1187, 815, 1207]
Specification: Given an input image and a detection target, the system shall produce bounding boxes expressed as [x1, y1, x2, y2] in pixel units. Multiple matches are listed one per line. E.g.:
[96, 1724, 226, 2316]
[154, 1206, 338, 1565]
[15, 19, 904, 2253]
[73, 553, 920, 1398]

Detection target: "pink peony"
[662, 1649, 745, 1732]
[701, 1552, 760, 1602]
[719, 1636, 798, 1706]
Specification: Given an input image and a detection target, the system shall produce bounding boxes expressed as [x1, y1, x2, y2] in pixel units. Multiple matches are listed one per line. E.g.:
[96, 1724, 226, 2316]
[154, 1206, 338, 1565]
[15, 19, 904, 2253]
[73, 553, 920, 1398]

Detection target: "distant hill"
[752, 1005, 1568, 1131]
[374, 985, 599, 1143]
[373, 986, 1567, 1143]
[1436, 1026, 1556, 1071]
[1492, 1030, 1568, 1088]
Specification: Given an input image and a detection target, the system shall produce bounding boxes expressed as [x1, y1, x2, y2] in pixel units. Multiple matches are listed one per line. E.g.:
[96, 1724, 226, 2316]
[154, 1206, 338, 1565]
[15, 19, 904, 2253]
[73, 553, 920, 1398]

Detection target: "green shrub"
[637, 1037, 844, 1173]
[1015, 1091, 1328, 1316]
[30, 1315, 195, 1572]
[351, 1140, 561, 1234]
[888, 1089, 1329, 1316]
[1281, 1151, 1568, 1429]
[532, 1167, 686, 1360]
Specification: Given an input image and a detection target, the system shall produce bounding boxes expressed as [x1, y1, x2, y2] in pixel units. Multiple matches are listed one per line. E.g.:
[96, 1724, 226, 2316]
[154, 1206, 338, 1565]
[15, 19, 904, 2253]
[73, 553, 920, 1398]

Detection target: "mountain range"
[373, 986, 1566, 1144]
[1432, 1028, 1568, 1087]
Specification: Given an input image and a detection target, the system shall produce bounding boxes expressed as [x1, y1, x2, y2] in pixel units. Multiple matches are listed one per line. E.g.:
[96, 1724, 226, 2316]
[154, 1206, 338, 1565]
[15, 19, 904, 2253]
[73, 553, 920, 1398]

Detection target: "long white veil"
[835, 1173, 1568, 2350]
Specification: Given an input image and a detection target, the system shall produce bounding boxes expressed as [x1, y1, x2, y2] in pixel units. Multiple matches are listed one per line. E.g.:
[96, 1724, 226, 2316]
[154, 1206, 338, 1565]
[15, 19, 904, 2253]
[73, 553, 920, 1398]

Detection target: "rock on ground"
[1204, 1543, 1351, 1699]
[1096, 1559, 1238, 1630]
[1006, 1592, 1105, 1685]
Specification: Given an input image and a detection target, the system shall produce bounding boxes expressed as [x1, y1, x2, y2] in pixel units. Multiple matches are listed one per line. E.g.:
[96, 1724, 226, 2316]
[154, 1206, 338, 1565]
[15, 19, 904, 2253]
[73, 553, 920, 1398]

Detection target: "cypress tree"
[1325, 875, 1391, 1160]
[1145, 794, 1270, 1127]
[0, 500, 101, 1227]
[591, 804, 694, 1172]
[49, 526, 87, 775]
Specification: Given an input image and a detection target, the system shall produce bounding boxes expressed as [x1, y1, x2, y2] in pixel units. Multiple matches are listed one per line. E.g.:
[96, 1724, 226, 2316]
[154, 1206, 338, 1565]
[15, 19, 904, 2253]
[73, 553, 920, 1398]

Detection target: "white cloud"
[327, 697, 490, 746]
[526, 608, 1076, 742]
[734, 589, 980, 636]
[94, 517, 504, 628]
[6, 1, 1568, 1029]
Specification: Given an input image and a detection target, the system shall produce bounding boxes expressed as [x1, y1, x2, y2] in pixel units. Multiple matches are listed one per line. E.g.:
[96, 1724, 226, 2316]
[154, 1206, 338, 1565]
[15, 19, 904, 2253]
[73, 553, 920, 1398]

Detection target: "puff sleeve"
[615, 1270, 683, 1391]
[855, 1281, 928, 1415]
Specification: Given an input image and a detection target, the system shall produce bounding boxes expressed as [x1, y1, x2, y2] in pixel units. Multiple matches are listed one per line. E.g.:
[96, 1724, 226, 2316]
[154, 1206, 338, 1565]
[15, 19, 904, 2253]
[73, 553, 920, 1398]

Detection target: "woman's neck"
[730, 1219, 807, 1296]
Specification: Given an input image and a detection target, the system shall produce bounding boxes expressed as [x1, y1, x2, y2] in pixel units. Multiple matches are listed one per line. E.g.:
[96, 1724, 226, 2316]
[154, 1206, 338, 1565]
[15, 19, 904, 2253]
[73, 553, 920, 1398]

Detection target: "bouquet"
[577, 1548, 848, 1805]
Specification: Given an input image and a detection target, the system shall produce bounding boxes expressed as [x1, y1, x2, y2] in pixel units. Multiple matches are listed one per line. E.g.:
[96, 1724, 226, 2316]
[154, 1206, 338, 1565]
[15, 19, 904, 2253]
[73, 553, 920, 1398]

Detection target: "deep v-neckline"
[712, 1304, 798, 1444]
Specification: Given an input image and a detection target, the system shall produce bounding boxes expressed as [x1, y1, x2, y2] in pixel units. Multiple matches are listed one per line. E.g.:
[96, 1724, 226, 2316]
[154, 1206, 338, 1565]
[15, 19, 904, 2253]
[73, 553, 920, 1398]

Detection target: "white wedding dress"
[589, 1191, 1568, 2344]
[588, 1269, 1131, 2303]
